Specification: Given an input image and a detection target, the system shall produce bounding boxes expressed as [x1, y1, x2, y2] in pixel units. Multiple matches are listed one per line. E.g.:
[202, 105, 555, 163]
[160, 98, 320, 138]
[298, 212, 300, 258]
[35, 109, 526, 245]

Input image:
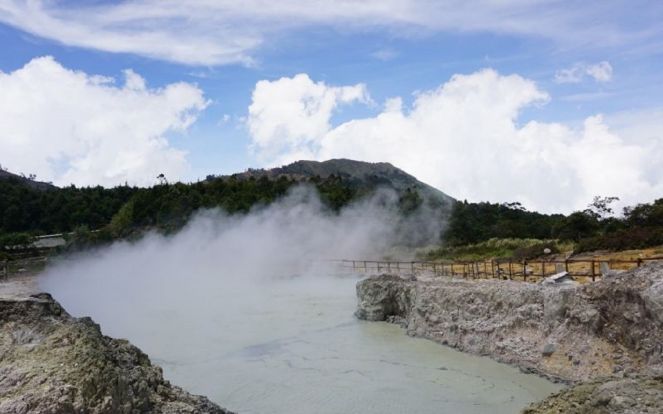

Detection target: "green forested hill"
[1, 160, 661, 254]
[236, 159, 455, 207]
[0, 159, 449, 242]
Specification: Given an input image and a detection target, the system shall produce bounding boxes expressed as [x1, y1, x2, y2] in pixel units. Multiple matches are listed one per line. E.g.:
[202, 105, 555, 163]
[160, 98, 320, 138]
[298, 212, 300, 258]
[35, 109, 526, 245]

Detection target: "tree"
[585, 196, 620, 219]
[624, 198, 663, 227]
[109, 201, 135, 237]
[398, 188, 423, 215]
[553, 211, 600, 241]
[502, 201, 526, 211]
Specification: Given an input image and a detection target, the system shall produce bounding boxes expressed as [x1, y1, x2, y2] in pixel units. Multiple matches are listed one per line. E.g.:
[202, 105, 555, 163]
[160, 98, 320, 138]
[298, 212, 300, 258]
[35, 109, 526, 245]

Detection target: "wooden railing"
[330, 256, 663, 282]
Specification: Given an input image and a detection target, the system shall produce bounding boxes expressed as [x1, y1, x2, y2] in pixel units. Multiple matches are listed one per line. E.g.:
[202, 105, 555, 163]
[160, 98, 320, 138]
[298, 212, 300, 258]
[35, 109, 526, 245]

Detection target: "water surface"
[42, 273, 562, 413]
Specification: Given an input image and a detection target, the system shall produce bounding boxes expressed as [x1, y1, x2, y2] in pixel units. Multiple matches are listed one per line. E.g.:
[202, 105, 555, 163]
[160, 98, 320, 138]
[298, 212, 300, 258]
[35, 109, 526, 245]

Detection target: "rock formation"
[0, 292, 233, 414]
[356, 262, 663, 413]
[523, 376, 663, 414]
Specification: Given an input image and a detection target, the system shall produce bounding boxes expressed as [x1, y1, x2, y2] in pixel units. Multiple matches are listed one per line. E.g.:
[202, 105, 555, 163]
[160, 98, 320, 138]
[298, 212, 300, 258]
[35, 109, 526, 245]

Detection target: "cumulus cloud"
[248, 73, 370, 161]
[0, 56, 208, 187]
[0, 1, 659, 65]
[246, 70, 662, 214]
[555, 61, 613, 83]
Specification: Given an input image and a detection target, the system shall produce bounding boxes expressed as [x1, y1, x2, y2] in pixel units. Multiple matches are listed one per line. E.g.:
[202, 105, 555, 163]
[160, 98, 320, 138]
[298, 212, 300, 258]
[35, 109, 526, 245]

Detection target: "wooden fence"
[330, 256, 663, 282]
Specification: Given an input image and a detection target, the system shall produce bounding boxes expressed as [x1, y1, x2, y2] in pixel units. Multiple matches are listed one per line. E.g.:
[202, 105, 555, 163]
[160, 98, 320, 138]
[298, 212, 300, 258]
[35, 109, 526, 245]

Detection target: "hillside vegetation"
[0, 160, 452, 251]
[426, 197, 663, 259]
[1, 160, 661, 257]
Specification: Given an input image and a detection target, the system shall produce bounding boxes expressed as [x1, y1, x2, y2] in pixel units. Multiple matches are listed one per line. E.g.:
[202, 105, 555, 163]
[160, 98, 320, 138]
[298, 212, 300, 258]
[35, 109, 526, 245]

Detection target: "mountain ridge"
[229, 158, 456, 207]
[0, 169, 55, 191]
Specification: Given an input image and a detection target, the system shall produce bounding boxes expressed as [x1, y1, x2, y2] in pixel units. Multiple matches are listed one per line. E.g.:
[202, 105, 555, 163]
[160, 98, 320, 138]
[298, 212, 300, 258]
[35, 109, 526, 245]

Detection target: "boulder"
[0, 293, 233, 414]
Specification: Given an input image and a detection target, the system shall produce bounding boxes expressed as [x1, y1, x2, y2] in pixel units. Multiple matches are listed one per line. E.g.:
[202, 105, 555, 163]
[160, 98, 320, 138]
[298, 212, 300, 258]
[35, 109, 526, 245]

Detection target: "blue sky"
[0, 1, 662, 213]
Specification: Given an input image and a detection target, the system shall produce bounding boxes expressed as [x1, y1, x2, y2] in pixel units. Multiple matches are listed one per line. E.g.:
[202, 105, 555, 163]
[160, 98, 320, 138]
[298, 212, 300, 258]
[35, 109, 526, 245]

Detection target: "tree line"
[444, 196, 663, 252]
[1, 173, 661, 253]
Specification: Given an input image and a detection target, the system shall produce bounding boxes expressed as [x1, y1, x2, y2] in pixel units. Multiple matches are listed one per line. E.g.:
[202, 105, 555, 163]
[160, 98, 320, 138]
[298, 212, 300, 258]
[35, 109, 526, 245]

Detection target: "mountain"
[231, 159, 456, 207]
[1, 159, 456, 243]
[0, 169, 55, 191]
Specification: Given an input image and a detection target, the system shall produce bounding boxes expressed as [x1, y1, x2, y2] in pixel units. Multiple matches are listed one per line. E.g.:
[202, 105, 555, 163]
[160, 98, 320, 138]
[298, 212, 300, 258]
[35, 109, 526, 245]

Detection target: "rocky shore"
[356, 262, 663, 413]
[0, 287, 233, 414]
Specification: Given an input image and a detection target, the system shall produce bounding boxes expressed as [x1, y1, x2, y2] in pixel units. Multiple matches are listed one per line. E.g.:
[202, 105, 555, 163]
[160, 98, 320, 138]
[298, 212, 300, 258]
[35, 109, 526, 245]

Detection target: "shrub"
[0, 232, 34, 248]
[576, 226, 663, 253]
[422, 238, 567, 261]
[512, 242, 560, 260]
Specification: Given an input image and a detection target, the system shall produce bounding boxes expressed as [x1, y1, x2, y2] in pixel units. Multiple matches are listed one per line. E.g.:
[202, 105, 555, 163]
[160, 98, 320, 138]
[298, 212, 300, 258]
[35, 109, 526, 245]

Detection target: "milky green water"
[44, 275, 563, 414]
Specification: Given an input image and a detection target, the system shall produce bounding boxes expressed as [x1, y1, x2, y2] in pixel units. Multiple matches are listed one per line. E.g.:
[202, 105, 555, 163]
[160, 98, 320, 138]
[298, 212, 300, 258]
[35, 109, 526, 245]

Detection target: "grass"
[418, 238, 575, 261]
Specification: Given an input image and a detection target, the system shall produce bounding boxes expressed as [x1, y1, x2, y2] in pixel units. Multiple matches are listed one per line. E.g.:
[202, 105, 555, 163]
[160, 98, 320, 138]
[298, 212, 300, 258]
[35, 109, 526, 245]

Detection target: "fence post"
[637, 258, 642, 267]
[491, 260, 495, 278]
[508, 262, 513, 280]
[522, 261, 527, 281]
[565, 259, 569, 273]
[364, 261, 367, 271]
[591, 260, 596, 282]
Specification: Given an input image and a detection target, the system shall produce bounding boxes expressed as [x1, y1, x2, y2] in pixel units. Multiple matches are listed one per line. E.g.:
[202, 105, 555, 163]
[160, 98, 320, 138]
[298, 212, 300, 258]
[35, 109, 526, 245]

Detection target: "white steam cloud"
[38, 185, 445, 408]
[37, 186, 550, 413]
[40, 185, 443, 318]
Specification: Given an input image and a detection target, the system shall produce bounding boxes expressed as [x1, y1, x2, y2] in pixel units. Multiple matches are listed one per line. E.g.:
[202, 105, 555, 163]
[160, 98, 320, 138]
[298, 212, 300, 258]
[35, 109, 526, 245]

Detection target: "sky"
[0, 0, 662, 214]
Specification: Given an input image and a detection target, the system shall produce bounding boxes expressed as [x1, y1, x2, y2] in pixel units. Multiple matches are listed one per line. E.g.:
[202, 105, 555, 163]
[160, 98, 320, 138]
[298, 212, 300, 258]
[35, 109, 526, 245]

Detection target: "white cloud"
[246, 70, 662, 214]
[0, 1, 660, 65]
[371, 48, 399, 61]
[586, 61, 613, 82]
[248, 73, 370, 161]
[0, 56, 208, 187]
[555, 61, 613, 83]
[554, 66, 584, 84]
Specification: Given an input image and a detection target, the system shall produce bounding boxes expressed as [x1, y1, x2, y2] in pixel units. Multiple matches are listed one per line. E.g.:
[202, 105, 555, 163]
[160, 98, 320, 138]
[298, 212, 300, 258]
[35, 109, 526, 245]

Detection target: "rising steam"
[39, 184, 443, 328]
[37, 185, 556, 414]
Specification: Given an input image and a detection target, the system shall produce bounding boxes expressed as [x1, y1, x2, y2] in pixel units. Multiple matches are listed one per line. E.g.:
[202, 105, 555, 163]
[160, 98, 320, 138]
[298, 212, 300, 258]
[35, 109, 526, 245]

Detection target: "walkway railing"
[330, 256, 663, 282]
